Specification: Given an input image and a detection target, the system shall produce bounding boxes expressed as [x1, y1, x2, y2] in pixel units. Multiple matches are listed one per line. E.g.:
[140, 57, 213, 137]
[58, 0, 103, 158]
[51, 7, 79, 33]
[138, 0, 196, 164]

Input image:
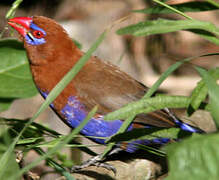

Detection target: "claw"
[70, 154, 116, 174]
[95, 161, 117, 174]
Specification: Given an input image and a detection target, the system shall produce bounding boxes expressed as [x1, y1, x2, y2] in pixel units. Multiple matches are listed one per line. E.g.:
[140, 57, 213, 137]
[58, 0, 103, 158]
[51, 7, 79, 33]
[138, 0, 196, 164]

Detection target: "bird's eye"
[32, 30, 44, 39]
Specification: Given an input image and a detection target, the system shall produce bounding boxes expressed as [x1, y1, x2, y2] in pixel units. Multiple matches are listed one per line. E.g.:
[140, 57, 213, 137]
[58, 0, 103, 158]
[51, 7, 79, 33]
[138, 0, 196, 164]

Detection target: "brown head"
[8, 16, 83, 95]
[8, 16, 79, 66]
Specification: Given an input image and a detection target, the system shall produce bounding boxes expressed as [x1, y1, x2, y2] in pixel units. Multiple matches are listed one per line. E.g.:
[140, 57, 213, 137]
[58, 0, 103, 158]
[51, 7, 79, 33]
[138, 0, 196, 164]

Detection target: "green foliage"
[196, 67, 219, 127]
[0, 39, 37, 111]
[188, 67, 219, 115]
[0, 0, 219, 179]
[0, 128, 20, 180]
[108, 128, 182, 143]
[117, 19, 219, 45]
[134, 1, 218, 14]
[105, 95, 191, 121]
[0, 41, 28, 97]
[166, 134, 219, 180]
[5, 0, 23, 19]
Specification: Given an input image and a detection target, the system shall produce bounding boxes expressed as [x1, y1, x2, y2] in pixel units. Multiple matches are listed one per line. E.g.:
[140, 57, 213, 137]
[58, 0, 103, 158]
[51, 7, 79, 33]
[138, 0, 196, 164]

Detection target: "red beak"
[8, 17, 32, 37]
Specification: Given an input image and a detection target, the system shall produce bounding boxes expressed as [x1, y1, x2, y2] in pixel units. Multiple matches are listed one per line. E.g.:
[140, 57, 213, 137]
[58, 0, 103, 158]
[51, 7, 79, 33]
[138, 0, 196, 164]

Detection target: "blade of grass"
[144, 53, 219, 99]
[0, 118, 97, 156]
[134, 143, 166, 156]
[188, 67, 219, 115]
[195, 67, 219, 128]
[0, 118, 60, 137]
[105, 95, 190, 121]
[117, 19, 219, 37]
[34, 147, 74, 180]
[152, 0, 193, 19]
[207, 0, 219, 8]
[134, 1, 218, 14]
[143, 58, 191, 99]
[5, 0, 23, 19]
[35, 141, 103, 148]
[101, 115, 135, 158]
[117, 19, 219, 45]
[108, 128, 181, 143]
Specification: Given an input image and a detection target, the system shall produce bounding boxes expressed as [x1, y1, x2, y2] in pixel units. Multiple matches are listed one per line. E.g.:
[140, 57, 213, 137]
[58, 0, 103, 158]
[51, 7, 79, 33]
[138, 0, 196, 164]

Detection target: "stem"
[6, 0, 23, 19]
[152, 0, 193, 20]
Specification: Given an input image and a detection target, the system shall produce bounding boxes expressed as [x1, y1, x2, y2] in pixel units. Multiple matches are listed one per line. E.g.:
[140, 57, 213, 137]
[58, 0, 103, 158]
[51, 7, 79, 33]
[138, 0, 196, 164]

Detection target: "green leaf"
[166, 134, 219, 180]
[190, 29, 219, 45]
[5, 0, 23, 19]
[143, 57, 194, 99]
[0, 39, 37, 98]
[188, 80, 208, 115]
[0, 117, 60, 137]
[134, 2, 219, 14]
[17, 137, 43, 145]
[152, 0, 193, 19]
[106, 127, 192, 157]
[188, 67, 219, 115]
[101, 115, 135, 158]
[0, 129, 20, 180]
[0, 127, 19, 180]
[0, 147, 19, 180]
[117, 19, 219, 45]
[35, 136, 66, 148]
[196, 67, 219, 128]
[108, 128, 182, 143]
[104, 95, 190, 121]
[35, 148, 75, 180]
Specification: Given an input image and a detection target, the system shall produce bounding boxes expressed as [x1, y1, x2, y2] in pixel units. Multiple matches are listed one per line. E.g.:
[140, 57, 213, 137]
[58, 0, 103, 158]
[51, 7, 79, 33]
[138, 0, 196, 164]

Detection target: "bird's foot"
[70, 154, 116, 174]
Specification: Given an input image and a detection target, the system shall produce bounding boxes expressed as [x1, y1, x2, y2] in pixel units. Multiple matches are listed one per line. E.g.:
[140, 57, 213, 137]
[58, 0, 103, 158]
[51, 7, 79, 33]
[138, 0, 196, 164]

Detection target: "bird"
[8, 16, 203, 171]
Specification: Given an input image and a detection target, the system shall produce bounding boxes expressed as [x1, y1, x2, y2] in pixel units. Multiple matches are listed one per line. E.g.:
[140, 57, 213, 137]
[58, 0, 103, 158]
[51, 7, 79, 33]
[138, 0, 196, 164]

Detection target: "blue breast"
[60, 96, 131, 144]
[39, 91, 171, 152]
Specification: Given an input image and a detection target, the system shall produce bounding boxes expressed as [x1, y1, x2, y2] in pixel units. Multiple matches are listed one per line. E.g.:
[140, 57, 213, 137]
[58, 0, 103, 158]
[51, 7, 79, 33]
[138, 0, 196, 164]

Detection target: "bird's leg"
[70, 154, 117, 173]
[70, 147, 122, 174]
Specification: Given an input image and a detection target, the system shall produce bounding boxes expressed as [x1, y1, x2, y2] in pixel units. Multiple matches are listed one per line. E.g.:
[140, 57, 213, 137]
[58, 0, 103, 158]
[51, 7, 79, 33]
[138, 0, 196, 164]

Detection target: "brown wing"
[73, 56, 175, 127]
